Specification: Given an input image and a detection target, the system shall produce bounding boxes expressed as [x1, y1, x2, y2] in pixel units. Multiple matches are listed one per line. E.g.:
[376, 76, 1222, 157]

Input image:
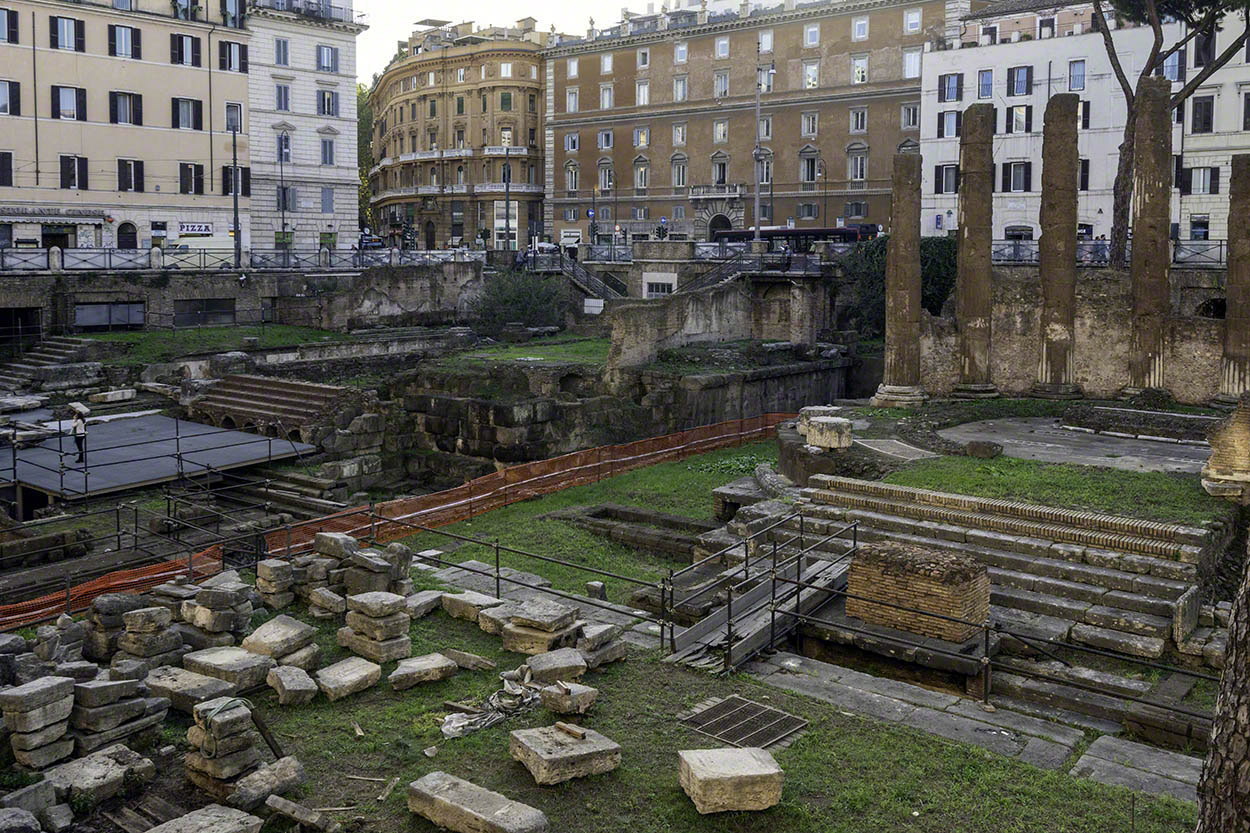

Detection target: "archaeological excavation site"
[0, 83, 1248, 833]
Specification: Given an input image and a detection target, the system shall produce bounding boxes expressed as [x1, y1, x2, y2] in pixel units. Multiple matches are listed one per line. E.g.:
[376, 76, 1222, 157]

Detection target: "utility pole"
[231, 126, 242, 269]
[503, 144, 511, 251]
[819, 157, 828, 226]
[752, 47, 774, 243]
[278, 129, 289, 268]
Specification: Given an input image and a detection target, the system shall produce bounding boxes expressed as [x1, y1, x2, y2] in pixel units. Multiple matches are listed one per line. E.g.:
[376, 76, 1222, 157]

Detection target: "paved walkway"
[853, 438, 939, 461]
[1069, 736, 1201, 803]
[938, 418, 1207, 473]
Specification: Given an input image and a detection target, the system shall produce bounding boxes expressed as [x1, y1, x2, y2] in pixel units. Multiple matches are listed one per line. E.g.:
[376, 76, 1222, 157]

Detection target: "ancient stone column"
[953, 104, 998, 399]
[1033, 93, 1083, 399]
[1217, 155, 1250, 404]
[871, 153, 928, 407]
[1127, 76, 1173, 394]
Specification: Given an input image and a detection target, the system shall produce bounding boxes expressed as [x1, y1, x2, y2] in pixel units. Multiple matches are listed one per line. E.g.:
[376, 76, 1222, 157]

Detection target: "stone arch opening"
[220, 416, 237, 430]
[707, 214, 732, 240]
[287, 428, 302, 443]
[1196, 297, 1227, 319]
[424, 221, 436, 250]
[116, 223, 138, 249]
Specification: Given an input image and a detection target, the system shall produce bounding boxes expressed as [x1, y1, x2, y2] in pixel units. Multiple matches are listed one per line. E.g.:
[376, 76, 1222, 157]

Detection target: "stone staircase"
[190, 375, 346, 436]
[219, 466, 348, 520]
[0, 336, 95, 391]
[773, 475, 1214, 660]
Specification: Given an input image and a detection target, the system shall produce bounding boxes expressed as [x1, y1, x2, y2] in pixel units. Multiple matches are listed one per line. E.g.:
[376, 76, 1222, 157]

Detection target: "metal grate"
[679, 695, 807, 748]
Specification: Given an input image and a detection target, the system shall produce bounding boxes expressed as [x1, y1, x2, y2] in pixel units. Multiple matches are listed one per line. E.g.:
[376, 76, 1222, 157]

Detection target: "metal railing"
[586, 245, 633, 262]
[694, 241, 750, 260]
[0, 248, 49, 271]
[677, 252, 823, 294]
[559, 255, 627, 298]
[249, 0, 366, 24]
[396, 249, 486, 266]
[987, 238, 1239, 267]
[1173, 239, 1226, 266]
[163, 249, 237, 270]
[62, 248, 149, 270]
[248, 249, 322, 269]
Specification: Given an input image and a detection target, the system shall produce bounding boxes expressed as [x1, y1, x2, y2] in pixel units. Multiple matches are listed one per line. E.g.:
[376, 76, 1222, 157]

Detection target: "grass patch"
[437, 336, 610, 368]
[885, 455, 1227, 526]
[80, 325, 351, 365]
[246, 609, 1196, 833]
[396, 442, 777, 605]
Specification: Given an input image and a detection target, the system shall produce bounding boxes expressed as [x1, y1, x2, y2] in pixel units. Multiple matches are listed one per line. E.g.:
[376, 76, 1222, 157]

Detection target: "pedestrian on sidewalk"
[71, 411, 86, 464]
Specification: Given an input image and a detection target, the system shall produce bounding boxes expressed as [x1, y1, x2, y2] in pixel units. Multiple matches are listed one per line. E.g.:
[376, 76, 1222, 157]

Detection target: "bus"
[711, 224, 880, 252]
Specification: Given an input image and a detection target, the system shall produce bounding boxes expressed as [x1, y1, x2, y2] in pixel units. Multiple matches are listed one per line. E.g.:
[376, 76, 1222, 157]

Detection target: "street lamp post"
[818, 157, 828, 228]
[278, 129, 289, 268]
[752, 47, 775, 243]
[503, 145, 511, 252]
[231, 126, 242, 269]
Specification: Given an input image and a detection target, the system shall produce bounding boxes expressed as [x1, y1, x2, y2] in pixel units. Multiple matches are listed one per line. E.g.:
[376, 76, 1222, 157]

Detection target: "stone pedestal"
[1126, 77, 1173, 395]
[678, 747, 783, 814]
[1033, 94, 1083, 399]
[1216, 155, 1250, 404]
[953, 104, 999, 399]
[508, 725, 622, 785]
[872, 153, 928, 407]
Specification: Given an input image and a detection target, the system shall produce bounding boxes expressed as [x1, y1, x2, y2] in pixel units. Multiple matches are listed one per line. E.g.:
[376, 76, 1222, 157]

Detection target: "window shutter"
[953, 168, 960, 194]
[934, 165, 943, 194]
[191, 36, 200, 66]
[109, 91, 118, 123]
[1211, 166, 1220, 194]
[955, 110, 962, 136]
[1174, 155, 1184, 187]
[133, 28, 141, 59]
[1023, 162, 1032, 192]
[241, 167, 250, 196]
[1025, 65, 1033, 91]
[1180, 168, 1192, 195]
[1025, 106, 1033, 133]
[1006, 67, 1014, 92]
[222, 166, 230, 195]
[1004, 109, 1013, 134]
[193, 100, 203, 130]
[1079, 159, 1089, 191]
[1081, 100, 1091, 129]
[990, 106, 996, 134]
[60, 155, 73, 188]
[179, 164, 190, 193]
[936, 112, 944, 138]
[133, 94, 142, 125]
[194, 163, 204, 194]
[332, 91, 339, 115]
[289, 187, 297, 209]
[332, 48, 339, 73]
[240, 44, 248, 73]
[77, 156, 89, 190]
[108, 25, 116, 56]
[5, 11, 16, 45]
[955, 73, 963, 101]
[74, 19, 84, 52]
[219, 40, 226, 70]
[219, 0, 227, 21]
[1002, 163, 1010, 192]
[133, 161, 144, 192]
[49, 16, 57, 49]
[76, 88, 85, 120]
[50, 85, 59, 119]
[7, 82, 18, 118]
[171, 97, 179, 128]
[937, 78, 946, 103]
[0, 152, 11, 187]
[117, 159, 129, 191]
[1178, 47, 1187, 81]
[171, 33, 179, 63]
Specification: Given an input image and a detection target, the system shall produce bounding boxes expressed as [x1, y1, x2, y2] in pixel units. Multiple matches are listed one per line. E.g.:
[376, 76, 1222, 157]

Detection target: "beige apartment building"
[0, 0, 252, 250]
[542, 0, 951, 243]
[368, 20, 555, 250]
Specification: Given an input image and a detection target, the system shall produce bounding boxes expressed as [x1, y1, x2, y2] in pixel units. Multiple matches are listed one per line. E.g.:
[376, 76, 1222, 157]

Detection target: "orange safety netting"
[0, 414, 792, 631]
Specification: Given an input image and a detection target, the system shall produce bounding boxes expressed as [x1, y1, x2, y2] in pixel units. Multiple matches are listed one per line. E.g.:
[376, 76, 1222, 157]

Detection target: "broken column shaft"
[953, 103, 998, 399]
[1127, 76, 1172, 394]
[1217, 155, 1250, 403]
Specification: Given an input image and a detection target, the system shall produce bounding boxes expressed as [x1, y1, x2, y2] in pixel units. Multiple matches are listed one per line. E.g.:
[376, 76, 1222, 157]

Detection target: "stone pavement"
[1068, 735, 1201, 803]
[938, 418, 1207, 473]
[852, 438, 938, 461]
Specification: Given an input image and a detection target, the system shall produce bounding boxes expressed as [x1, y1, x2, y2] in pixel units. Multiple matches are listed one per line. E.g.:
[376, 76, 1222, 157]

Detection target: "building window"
[904, 48, 921, 79]
[804, 23, 819, 47]
[902, 103, 919, 129]
[673, 123, 686, 146]
[0, 80, 18, 116]
[1163, 51, 1183, 81]
[220, 40, 246, 72]
[1007, 65, 1032, 96]
[598, 129, 614, 149]
[674, 41, 687, 63]
[1191, 214, 1210, 239]
[316, 90, 339, 116]
[1192, 95, 1214, 133]
[429, 99, 437, 117]
[1244, 91, 1250, 131]
[426, 70, 435, 86]
[171, 33, 198, 65]
[109, 25, 139, 59]
[1006, 104, 1032, 133]
[224, 165, 248, 195]
[673, 206, 685, 220]
[116, 158, 142, 192]
[276, 133, 291, 162]
[672, 158, 687, 187]
[600, 85, 613, 109]
[565, 165, 578, 191]
[0, 9, 18, 45]
[529, 94, 536, 113]
[934, 164, 959, 194]
[713, 159, 728, 185]
[801, 112, 818, 137]
[275, 84, 290, 111]
[905, 8, 922, 33]
[567, 57, 578, 78]
[978, 69, 992, 98]
[1195, 29, 1214, 66]
[852, 16, 869, 40]
[800, 155, 818, 184]
[177, 162, 204, 194]
[1079, 158, 1090, 191]
[805, 61, 820, 88]
[1068, 60, 1086, 91]
[457, 67, 466, 82]
[798, 203, 818, 219]
[500, 62, 512, 78]
[938, 73, 962, 102]
[713, 119, 728, 143]
[321, 186, 334, 213]
[637, 47, 649, 67]
[172, 97, 202, 129]
[276, 185, 296, 211]
[714, 70, 729, 98]
[715, 36, 729, 58]
[565, 132, 579, 151]
[59, 155, 87, 189]
[673, 76, 688, 102]
[1006, 160, 1032, 192]
[851, 56, 867, 84]
[109, 91, 141, 125]
[634, 127, 650, 147]
[320, 138, 334, 165]
[631, 206, 649, 220]
[562, 208, 578, 222]
[636, 80, 649, 106]
[758, 155, 771, 185]
[758, 66, 774, 93]
[500, 126, 513, 146]
[848, 153, 866, 181]
[759, 29, 773, 52]
[846, 201, 867, 218]
[850, 108, 867, 134]
[500, 91, 512, 111]
[938, 110, 960, 138]
[758, 115, 772, 140]
[567, 89, 578, 112]
[53, 17, 82, 51]
[599, 165, 614, 190]
[271, 37, 288, 67]
[634, 163, 649, 190]
[317, 45, 339, 73]
[1191, 166, 1216, 194]
[601, 53, 613, 73]
[647, 282, 673, 298]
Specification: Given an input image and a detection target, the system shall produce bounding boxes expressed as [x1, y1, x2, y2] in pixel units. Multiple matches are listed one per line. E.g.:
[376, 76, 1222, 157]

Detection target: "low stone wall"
[920, 267, 1227, 403]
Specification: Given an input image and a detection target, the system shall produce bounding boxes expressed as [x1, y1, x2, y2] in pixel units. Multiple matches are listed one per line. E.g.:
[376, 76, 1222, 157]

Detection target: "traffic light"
[589, 222, 599, 240]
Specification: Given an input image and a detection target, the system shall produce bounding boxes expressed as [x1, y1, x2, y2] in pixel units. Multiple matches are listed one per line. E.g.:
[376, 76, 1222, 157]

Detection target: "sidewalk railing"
[0, 248, 50, 271]
[63, 248, 149, 270]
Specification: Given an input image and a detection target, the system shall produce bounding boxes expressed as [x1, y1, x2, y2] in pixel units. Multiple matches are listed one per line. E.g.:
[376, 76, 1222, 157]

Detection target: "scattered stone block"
[226, 756, 305, 812]
[407, 771, 548, 833]
[345, 610, 410, 641]
[43, 743, 155, 806]
[678, 747, 783, 814]
[69, 698, 146, 733]
[346, 592, 405, 618]
[144, 803, 263, 833]
[121, 607, 173, 633]
[405, 590, 444, 619]
[478, 602, 525, 636]
[539, 682, 599, 715]
[144, 666, 237, 714]
[350, 551, 391, 573]
[186, 727, 258, 758]
[585, 581, 607, 600]
[38, 804, 72, 833]
[240, 615, 316, 658]
[501, 622, 581, 655]
[277, 642, 322, 671]
[186, 747, 261, 781]
[580, 640, 628, 670]
[442, 591, 505, 623]
[309, 588, 347, 614]
[314, 533, 359, 560]
[0, 780, 55, 816]
[12, 737, 74, 769]
[576, 624, 621, 652]
[389, 654, 457, 690]
[265, 795, 341, 832]
[315, 657, 381, 702]
[0, 809, 39, 833]
[335, 627, 411, 663]
[183, 647, 276, 691]
[0, 677, 74, 712]
[444, 649, 496, 671]
[526, 648, 587, 684]
[73, 679, 139, 708]
[511, 600, 579, 633]
[267, 667, 318, 706]
[509, 724, 621, 785]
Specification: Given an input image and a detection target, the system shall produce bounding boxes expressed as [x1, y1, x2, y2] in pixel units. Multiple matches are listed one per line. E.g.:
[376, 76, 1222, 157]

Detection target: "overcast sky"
[355, 0, 611, 84]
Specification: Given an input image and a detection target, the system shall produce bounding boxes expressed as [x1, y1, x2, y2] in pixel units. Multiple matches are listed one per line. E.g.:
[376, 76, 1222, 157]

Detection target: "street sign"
[587, 209, 595, 218]
[660, 216, 667, 224]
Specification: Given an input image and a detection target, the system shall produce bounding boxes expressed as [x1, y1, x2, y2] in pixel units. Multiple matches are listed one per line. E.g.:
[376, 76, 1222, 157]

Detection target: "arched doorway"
[117, 223, 138, 249]
[424, 221, 436, 250]
[707, 214, 732, 241]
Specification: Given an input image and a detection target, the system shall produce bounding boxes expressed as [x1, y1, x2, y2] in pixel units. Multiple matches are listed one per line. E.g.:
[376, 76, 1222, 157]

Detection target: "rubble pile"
[337, 592, 411, 663]
[109, 607, 189, 676]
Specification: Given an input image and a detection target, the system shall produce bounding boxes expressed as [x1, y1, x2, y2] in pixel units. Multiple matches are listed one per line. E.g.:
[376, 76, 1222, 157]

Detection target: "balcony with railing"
[248, 0, 367, 24]
[690, 183, 746, 199]
[482, 146, 530, 157]
[476, 182, 543, 194]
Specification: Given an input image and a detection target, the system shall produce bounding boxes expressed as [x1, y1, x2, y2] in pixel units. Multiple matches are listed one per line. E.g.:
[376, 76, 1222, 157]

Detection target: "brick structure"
[846, 541, 989, 643]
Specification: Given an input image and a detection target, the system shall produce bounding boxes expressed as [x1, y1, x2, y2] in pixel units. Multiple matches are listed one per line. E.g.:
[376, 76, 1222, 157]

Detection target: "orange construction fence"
[0, 413, 792, 631]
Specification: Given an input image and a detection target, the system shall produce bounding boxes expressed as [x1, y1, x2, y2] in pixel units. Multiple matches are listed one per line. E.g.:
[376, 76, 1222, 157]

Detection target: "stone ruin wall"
[920, 267, 1226, 402]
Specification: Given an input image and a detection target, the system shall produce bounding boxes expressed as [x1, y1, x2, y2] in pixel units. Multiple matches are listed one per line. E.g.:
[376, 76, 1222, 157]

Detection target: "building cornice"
[247, 6, 366, 34]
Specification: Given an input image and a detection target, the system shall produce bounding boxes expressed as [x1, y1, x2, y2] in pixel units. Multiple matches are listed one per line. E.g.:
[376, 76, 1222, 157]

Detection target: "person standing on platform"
[72, 411, 86, 465]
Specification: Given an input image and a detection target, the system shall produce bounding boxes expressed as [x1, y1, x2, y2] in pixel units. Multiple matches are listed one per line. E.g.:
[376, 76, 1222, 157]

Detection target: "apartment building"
[367, 20, 552, 250]
[0, 0, 252, 249]
[542, 0, 952, 244]
[922, 0, 1250, 243]
[246, 0, 365, 251]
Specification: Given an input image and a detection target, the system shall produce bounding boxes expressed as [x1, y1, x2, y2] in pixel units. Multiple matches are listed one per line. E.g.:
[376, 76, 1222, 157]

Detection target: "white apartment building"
[921, 0, 1250, 245]
[246, 0, 364, 251]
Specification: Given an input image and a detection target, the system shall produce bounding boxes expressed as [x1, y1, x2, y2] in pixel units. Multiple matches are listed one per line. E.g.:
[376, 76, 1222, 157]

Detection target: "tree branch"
[1171, 16, 1250, 105]
[1154, 11, 1218, 67]
[1093, 0, 1135, 105]
[1137, 0, 1165, 91]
